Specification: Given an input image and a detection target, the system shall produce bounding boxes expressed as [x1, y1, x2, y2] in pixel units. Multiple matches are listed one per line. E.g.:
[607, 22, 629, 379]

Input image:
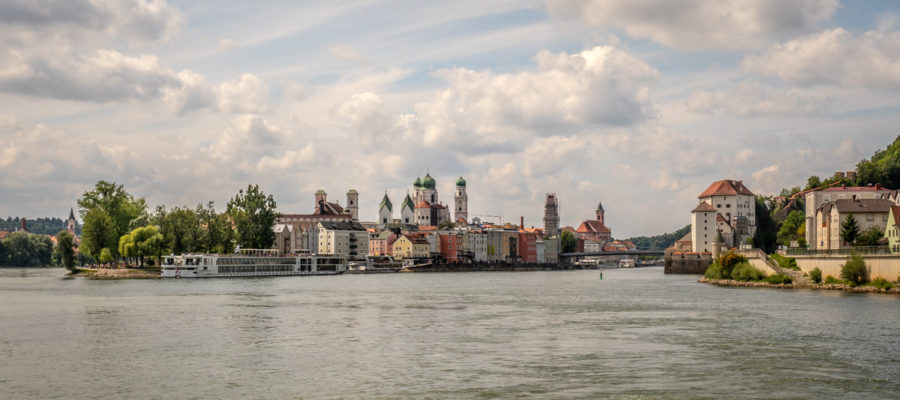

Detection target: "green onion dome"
[421, 173, 436, 189]
[456, 176, 466, 187]
[414, 177, 422, 188]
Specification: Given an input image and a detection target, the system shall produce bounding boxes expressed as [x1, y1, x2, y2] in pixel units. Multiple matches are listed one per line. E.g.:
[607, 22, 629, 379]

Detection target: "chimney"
[876, 183, 882, 190]
[520, 216, 524, 230]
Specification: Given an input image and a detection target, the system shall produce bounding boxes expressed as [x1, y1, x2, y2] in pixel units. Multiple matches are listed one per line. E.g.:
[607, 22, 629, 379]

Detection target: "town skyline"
[2, 1, 900, 238]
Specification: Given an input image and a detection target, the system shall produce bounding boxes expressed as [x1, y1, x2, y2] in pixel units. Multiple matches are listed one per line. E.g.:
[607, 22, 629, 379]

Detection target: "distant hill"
[0, 217, 80, 236]
[624, 225, 690, 250]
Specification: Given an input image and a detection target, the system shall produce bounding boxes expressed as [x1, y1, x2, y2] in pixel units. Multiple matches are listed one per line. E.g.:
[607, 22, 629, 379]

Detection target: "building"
[542, 237, 558, 264]
[465, 230, 488, 261]
[277, 190, 353, 254]
[392, 234, 430, 259]
[439, 232, 462, 262]
[454, 177, 468, 223]
[407, 173, 452, 227]
[378, 193, 393, 225]
[346, 190, 359, 221]
[67, 208, 77, 236]
[691, 179, 756, 247]
[576, 201, 611, 243]
[887, 206, 900, 253]
[805, 184, 891, 249]
[317, 221, 369, 257]
[815, 198, 892, 250]
[584, 240, 603, 252]
[691, 201, 718, 253]
[369, 230, 396, 256]
[399, 194, 415, 224]
[543, 193, 560, 238]
[517, 230, 538, 262]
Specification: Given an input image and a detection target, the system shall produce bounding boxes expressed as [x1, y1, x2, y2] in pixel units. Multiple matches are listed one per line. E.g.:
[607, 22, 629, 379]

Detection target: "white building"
[378, 192, 393, 226]
[691, 202, 718, 253]
[400, 194, 415, 225]
[454, 177, 468, 223]
[697, 179, 756, 240]
[805, 184, 890, 249]
[317, 221, 369, 258]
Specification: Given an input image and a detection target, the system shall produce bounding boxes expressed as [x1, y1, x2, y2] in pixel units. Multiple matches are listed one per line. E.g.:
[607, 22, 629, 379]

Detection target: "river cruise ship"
[161, 249, 347, 278]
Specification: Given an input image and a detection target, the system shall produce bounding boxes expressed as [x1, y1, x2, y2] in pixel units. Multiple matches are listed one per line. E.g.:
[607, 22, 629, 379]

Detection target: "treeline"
[625, 225, 690, 250]
[77, 180, 277, 266]
[0, 217, 81, 236]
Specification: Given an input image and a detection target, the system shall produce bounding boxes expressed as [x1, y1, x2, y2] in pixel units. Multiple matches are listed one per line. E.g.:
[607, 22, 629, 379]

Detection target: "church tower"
[378, 192, 393, 225]
[596, 200, 605, 225]
[454, 177, 468, 223]
[400, 193, 415, 225]
[346, 189, 359, 220]
[543, 193, 559, 237]
[67, 208, 77, 236]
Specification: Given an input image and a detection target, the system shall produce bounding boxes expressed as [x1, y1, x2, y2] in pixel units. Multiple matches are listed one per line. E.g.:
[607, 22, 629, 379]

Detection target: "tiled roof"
[576, 220, 611, 234]
[691, 202, 717, 213]
[891, 206, 900, 226]
[318, 221, 367, 231]
[379, 193, 392, 212]
[415, 201, 430, 209]
[822, 185, 889, 192]
[832, 198, 893, 214]
[698, 179, 754, 198]
[716, 214, 727, 222]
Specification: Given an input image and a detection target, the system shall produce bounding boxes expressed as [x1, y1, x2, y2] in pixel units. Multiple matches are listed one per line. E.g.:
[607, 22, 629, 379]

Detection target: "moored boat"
[161, 249, 347, 278]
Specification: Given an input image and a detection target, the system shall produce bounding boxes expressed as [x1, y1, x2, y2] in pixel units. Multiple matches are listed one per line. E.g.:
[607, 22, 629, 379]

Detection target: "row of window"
[218, 258, 296, 265]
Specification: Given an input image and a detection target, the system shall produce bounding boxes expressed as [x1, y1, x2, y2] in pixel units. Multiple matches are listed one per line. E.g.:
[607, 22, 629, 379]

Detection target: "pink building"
[439, 232, 462, 262]
[368, 231, 396, 256]
[518, 230, 537, 262]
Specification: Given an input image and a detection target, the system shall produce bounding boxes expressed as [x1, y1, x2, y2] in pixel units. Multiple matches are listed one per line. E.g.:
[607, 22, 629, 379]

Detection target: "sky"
[1, 0, 899, 237]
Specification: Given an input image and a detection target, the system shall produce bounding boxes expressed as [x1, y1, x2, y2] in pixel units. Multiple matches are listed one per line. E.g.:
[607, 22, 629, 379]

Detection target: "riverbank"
[700, 278, 900, 295]
[401, 262, 599, 273]
[73, 268, 160, 279]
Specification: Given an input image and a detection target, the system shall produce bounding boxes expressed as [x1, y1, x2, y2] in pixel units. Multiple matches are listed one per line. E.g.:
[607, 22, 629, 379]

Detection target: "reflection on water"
[0, 267, 898, 399]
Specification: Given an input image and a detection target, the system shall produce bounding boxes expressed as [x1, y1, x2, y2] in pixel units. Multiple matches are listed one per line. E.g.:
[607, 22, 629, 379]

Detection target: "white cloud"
[163, 70, 216, 114]
[743, 28, 900, 88]
[217, 38, 237, 51]
[546, 0, 837, 50]
[328, 44, 365, 63]
[218, 73, 270, 114]
[684, 82, 832, 117]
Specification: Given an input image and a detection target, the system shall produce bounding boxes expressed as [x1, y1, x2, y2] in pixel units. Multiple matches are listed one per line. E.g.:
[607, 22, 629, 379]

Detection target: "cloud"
[162, 70, 216, 114]
[546, 0, 837, 50]
[412, 45, 658, 151]
[206, 114, 285, 163]
[328, 44, 365, 63]
[218, 73, 270, 114]
[743, 28, 900, 88]
[684, 82, 832, 117]
[217, 38, 237, 51]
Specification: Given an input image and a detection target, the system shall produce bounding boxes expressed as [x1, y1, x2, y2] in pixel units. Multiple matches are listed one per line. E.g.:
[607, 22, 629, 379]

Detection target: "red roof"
[576, 220, 611, 234]
[415, 201, 430, 209]
[891, 206, 900, 226]
[822, 185, 889, 192]
[698, 179, 754, 198]
[716, 214, 727, 222]
[691, 202, 717, 213]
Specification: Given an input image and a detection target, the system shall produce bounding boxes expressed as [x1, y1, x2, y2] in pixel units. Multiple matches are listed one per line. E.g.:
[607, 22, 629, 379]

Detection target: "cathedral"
[379, 172, 467, 227]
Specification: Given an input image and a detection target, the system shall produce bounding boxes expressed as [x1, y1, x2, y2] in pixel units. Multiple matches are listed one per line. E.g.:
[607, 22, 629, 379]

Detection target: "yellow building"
[886, 206, 900, 253]
[393, 235, 430, 259]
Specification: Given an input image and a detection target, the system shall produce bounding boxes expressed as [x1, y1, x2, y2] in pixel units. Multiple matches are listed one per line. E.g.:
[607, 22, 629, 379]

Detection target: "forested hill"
[0, 217, 80, 236]
[624, 225, 690, 250]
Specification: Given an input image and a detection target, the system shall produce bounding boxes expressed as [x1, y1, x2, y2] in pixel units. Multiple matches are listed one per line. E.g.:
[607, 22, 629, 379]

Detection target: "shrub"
[704, 262, 727, 280]
[868, 277, 894, 290]
[840, 253, 869, 286]
[764, 274, 793, 285]
[824, 275, 843, 285]
[809, 267, 822, 283]
[770, 253, 800, 270]
[731, 262, 765, 281]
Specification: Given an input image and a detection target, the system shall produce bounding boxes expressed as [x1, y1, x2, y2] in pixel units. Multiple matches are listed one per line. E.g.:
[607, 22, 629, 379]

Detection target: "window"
[726, 204, 731, 208]
[867, 215, 874, 222]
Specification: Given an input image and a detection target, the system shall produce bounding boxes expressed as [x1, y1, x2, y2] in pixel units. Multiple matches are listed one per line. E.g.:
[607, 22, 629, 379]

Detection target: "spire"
[69, 207, 75, 220]
[380, 192, 393, 212]
[597, 200, 604, 212]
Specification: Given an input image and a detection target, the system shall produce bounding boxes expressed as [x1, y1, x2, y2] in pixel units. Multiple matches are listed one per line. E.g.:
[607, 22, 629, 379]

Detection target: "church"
[379, 173, 467, 227]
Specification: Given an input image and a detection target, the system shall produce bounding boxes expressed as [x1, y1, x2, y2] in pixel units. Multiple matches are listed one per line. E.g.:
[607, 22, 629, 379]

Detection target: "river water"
[0, 267, 897, 399]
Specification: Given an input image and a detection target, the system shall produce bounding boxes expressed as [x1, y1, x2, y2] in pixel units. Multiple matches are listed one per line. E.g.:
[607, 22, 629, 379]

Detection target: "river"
[0, 267, 897, 399]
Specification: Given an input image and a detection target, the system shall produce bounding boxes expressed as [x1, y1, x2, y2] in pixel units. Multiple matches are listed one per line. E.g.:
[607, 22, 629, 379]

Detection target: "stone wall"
[792, 254, 900, 281]
[405, 262, 585, 273]
[665, 251, 712, 274]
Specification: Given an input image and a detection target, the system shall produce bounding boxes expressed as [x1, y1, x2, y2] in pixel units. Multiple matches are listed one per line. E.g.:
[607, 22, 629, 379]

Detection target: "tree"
[840, 214, 861, 246]
[777, 210, 805, 247]
[0, 233, 53, 267]
[77, 180, 147, 256]
[119, 226, 166, 266]
[752, 196, 778, 253]
[560, 231, 576, 253]
[805, 176, 822, 190]
[227, 185, 277, 249]
[855, 226, 884, 247]
[80, 208, 118, 261]
[55, 230, 76, 271]
[157, 206, 202, 254]
[855, 135, 900, 189]
[625, 224, 691, 250]
[840, 253, 868, 285]
[99, 248, 113, 264]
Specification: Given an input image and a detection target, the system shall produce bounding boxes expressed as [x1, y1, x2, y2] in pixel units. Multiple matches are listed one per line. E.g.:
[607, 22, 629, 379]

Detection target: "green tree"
[99, 248, 113, 264]
[777, 210, 805, 247]
[840, 253, 868, 285]
[624, 224, 690, 250]
[560, 231, 576, 253]
[805, 176, 822, 190]
[157, 206, 202, 254]
[227, 185, 277, 249]
[855, 226, 884, 247]
[752, 196, 778, 253]
[80, 208, 118, 261]
[119, 226, 166, 266]
[55, 230, 76, 271]
[855, 135, 900, 188]
[840, 214, 861, 246]
[77, 180, 147, 256]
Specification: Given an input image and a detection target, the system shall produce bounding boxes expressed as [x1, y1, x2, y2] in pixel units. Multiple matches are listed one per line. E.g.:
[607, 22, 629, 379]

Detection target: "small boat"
[617, 258, 636, 268]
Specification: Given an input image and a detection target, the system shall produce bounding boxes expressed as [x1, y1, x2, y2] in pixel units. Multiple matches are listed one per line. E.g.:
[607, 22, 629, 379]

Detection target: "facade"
[691, 201, 718, 253]
[887, 206, 900, 253]
[368, 230, 396, 256]
[67, 208, 77, 236]
[454, 177, 468, 223]
[805, 184, 891, 249]
[517, 230, 537, 262]
[466, 230, 488, 261]
[277, 190, 353, 254]
[393, 235, 429, 259]
[697, 179, 756, 241]
[815, 198, 892, 250]
[583, 240, 603, 252]
[542, 237, 558, 264]
[576, 201, 611, 243]
[400, 194, 415, 224]
[535, 238, 544, 263]
[317, 221, 369, 258]
[346, 190, 359, 221]
[409, 173, 452, 227]
[439, 232, 462, 262]
[543, 193, 560, 238]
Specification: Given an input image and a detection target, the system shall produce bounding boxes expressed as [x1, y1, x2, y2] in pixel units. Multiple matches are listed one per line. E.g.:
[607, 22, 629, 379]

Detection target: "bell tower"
[346, 189, 359, 220]
[455, 177, 468, 223]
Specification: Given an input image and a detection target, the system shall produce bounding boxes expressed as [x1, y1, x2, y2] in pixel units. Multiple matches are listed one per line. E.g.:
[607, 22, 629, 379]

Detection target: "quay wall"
[404, 262, 584, 273]
[665, 251, 712, 274]
[792, 255, 900, 281]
